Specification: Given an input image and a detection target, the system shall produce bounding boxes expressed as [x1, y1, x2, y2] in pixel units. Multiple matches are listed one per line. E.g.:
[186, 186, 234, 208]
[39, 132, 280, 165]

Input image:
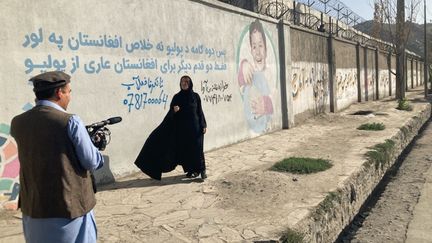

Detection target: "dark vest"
[11, 105, 96, 218]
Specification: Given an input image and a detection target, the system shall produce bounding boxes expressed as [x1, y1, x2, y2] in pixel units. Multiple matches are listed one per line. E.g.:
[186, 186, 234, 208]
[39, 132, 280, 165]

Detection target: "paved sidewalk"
[0, 88, 431, 243]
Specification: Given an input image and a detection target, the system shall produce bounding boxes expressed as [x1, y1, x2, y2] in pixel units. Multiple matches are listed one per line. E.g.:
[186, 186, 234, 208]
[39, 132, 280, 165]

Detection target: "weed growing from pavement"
[280, 228, 305, 243]
[400, 126, 410, 138]
[271, 157, 332, 174]
[365, 139, 396, 170]
[357, 122, 385, 131]
[397, 98, 413, 111]
[312, 190, 343, 221]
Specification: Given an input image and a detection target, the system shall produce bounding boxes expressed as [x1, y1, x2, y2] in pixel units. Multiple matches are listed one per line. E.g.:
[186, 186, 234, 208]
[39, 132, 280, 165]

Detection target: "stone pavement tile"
[180, 217, 207, 231]
[180, 194, 205, 209]
[198, 223, 220, 238]
[135, 202, 180, 218]
[219, 227, 243, 242]
[198, 236, 226, 243]
[160, 224, 192, 243]
[242, 228, 258, 239]
[95, 205, 133, 217]
[153, 210, 190, 226]
[0, 235, 24, 243]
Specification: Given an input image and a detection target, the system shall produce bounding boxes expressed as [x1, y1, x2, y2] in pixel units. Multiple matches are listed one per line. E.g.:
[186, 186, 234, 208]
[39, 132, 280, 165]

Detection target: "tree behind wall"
[428, 26, 432, 87]
[395, 0, 406, 98]
[372, 2, 383, 38]
[378, 0, 421, 99]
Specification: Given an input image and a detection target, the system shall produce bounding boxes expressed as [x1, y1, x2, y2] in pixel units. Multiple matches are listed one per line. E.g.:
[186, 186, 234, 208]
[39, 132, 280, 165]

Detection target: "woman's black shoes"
[200, 170, 207, 179]
[186, 172, 199, 178]
[186, 171, 207, 179]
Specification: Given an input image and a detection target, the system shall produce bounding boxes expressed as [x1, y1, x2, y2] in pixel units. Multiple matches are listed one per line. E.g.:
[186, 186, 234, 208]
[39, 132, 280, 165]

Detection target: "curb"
[294, 102, 431, 243]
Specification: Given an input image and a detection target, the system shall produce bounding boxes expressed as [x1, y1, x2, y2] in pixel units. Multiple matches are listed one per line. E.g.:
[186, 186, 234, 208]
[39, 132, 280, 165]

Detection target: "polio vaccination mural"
[0, 103, 33, 209]
[1, 0, 286, 196]
[236, 19, 280, 134]
[21, 28, 229, 112]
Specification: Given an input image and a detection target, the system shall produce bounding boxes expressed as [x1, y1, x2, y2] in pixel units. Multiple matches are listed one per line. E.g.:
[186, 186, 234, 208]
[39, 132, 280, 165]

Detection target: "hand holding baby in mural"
[239, 59, 254, 85]
[250, 89, 273, 117]
[238, 19, 273, 117]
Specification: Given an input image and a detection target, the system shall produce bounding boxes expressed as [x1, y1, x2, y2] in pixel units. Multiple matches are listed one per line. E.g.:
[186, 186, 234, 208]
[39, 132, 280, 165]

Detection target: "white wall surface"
[0, 0, 282, 178]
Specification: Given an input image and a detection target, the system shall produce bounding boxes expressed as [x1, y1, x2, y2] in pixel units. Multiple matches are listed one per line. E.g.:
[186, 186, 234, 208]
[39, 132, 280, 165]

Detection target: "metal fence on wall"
[220, 0, 399, 54]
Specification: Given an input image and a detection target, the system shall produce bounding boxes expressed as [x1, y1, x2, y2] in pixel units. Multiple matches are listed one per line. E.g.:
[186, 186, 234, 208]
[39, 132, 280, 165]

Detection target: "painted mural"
[336, 68, 358, 109]
[236, 19, 279, 134]
[391, 68, 396, 95]
[407, 68, 413, 89]
[21, 28, 230, 114]
[378, 70, 390, 99]
[0, 103, 33, 210]
[363, 69, 376, 101]
[10, 27, 234, 209]
[291, 61, 329, 116]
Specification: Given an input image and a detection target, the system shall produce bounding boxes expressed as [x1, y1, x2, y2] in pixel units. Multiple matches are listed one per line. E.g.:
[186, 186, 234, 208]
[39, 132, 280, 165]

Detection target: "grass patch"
[357, 122, 385, 131]
[280, 228, 305, 243]
[271, 157, 332, 174]
[365, 139, 396, 170]
[397, 98, 413, 111]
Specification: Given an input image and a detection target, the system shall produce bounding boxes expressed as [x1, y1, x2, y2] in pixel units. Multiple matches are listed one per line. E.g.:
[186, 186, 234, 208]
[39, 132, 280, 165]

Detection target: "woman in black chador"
[172, 75, 207, 179]
[134, 75, 207, 180]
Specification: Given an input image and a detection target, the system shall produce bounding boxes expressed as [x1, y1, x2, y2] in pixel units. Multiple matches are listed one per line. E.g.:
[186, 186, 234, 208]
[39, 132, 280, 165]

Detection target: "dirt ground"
[210, 93, 432, 242]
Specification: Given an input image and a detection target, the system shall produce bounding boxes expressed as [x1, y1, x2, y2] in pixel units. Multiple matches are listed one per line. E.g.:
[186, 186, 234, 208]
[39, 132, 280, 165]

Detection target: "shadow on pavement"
[97, 174, 204, 192]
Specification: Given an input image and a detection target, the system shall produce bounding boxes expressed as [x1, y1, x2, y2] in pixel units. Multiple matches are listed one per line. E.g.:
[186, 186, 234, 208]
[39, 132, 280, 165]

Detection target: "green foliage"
[280, 228, 305, 243]
[365, 139, 396, 170]
[314, 191, 343, 217]
[271, 157, 332, 174]
[357, 122, 385, 131]
[400, 126, 409, 137]
[397, 98, 413, 111]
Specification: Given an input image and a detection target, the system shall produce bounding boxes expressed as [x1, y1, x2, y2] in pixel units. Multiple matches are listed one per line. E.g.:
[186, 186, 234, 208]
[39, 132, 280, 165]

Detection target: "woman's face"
[180, 77, 190, 90]
[250, 30, 267, 71]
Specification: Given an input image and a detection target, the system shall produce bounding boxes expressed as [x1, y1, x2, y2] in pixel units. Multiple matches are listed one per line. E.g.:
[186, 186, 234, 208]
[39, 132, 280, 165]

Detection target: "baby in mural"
[238, 19, 274, 133]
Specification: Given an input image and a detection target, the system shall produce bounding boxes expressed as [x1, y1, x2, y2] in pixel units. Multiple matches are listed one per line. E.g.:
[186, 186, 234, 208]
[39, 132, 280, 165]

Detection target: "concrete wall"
[391, 55, 397, 95]
[378, 51, 390, 99]
[364, 47, 376, 101]
[334, 39, 358, 110]
[0, 0, 285, 207]
[407, 58, 413, 89]
[290, 27, 329, 120]
[358, 47, 366, 102]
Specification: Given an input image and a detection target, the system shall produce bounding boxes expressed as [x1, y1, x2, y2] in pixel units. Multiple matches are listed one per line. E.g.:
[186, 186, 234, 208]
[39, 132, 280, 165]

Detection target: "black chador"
[134, 76, 207, 180]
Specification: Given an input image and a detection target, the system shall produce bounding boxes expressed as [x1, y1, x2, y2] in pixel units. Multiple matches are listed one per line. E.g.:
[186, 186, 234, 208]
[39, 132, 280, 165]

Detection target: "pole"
[424, 0, 428, 97]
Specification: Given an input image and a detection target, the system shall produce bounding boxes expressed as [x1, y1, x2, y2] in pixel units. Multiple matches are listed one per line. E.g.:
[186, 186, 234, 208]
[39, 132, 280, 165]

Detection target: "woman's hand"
[203, 128, 207, 134]
[173, 106, 180, 112]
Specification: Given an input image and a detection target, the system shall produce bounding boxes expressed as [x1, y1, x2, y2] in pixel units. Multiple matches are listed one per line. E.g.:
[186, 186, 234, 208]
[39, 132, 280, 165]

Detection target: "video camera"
[86, 116, 122, 193]
[86, 116, 122, 151]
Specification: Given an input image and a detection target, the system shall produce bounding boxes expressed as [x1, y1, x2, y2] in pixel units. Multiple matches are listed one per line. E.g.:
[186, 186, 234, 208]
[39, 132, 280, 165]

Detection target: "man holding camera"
[11, 71, 104, 243]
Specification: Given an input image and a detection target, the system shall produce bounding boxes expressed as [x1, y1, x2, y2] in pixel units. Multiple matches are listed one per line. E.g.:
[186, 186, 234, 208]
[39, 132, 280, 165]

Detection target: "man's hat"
[30, 71, 71, 92]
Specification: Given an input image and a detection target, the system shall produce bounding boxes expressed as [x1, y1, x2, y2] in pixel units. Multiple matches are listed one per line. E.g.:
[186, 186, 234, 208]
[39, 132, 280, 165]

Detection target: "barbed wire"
[295, 0, 367, 26]
[219, 0, 403, 53]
